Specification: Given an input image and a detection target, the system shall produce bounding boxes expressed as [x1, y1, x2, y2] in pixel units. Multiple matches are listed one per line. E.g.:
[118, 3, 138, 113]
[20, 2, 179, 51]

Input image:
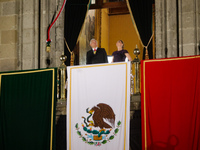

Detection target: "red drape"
[141, 56, 200, 150]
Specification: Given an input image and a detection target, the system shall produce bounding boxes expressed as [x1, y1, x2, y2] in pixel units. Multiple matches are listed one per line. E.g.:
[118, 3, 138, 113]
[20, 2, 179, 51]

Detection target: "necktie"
[94, 49, 96, 54]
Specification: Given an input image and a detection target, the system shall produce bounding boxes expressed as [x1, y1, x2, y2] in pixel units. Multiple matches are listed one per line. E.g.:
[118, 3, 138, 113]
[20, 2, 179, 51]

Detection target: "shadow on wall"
[148, 135, 179, 150]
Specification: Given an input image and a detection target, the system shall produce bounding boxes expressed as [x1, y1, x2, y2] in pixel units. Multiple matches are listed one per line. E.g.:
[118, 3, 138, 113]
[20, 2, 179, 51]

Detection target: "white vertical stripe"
[67, 62, 130, 150]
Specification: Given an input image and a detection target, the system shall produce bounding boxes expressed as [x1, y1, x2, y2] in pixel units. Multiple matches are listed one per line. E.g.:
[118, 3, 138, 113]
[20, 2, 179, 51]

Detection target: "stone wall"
[18, 0, 65, 70]
[0, 0, 18, 72]
[39, 0, 65, 68]
[155, 0, 200, 58]
[0, 0, 65, 72]
[17, 0, 39, 70]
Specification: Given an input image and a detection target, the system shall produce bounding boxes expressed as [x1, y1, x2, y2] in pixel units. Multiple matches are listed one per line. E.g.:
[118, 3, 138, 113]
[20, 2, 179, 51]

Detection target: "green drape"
[0, 68, 57, 150]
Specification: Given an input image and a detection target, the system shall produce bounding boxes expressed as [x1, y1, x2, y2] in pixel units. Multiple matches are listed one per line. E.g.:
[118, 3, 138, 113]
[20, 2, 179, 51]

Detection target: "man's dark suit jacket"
[86, 48, 108, 64]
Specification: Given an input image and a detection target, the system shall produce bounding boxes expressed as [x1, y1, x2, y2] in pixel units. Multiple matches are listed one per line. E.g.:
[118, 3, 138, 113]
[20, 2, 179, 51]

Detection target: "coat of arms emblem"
[75, 103, 121, 146]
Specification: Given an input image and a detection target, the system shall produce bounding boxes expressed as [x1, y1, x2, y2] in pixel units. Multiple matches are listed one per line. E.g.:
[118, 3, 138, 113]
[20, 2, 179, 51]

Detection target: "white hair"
[90, 39, 98, 45]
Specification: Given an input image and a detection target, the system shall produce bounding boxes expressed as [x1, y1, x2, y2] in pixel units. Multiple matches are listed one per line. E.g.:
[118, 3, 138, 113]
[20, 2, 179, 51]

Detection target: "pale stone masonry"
[155, 0, 200, 58]
[0, 0, 64, 72]
[0, 0, 17, 72]
[17, 0, 64, 70]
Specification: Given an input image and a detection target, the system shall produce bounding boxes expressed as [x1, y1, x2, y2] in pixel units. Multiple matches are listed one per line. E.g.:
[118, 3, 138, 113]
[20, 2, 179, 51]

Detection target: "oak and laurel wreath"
[75, 121, 121, 145]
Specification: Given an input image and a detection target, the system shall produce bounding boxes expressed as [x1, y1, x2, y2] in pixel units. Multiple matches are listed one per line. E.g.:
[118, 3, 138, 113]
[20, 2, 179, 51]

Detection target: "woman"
[112, 40, 132, 62]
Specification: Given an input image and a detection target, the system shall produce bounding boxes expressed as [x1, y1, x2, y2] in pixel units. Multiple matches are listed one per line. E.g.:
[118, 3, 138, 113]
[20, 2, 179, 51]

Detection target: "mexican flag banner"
[67, 62, 130, 150]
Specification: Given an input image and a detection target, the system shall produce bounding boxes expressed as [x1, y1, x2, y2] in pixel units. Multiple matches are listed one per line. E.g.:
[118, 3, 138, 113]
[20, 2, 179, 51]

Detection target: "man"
[86, 39, 108, 64]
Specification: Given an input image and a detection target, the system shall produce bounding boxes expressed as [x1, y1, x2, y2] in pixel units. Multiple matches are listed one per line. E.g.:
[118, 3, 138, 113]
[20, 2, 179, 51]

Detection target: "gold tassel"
[145, 47, 149, 60]
[70, 52, 74, 66]
[64, 38, 74, 66]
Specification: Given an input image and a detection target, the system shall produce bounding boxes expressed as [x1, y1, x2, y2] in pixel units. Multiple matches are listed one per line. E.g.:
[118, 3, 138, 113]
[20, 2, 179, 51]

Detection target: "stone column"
[155, 0, 177, 58]
[198, 0, 200, 54]
[155, 0, 200, 58]
[52, 0, 65, 67]
[179, 0, 199, 56]
[17, 0, 39, 70]
[17, 0, 65, 70]
[40, 0, 65, 68]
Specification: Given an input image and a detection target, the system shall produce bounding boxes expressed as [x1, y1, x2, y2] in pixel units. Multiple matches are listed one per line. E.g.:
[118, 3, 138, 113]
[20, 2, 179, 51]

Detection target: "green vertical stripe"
[0, 68, 57, 150]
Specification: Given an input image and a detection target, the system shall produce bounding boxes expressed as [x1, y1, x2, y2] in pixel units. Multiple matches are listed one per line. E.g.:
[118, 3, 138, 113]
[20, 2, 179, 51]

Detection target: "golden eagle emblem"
[76, 103, 121, 146]
[89, 103, 115, 129]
